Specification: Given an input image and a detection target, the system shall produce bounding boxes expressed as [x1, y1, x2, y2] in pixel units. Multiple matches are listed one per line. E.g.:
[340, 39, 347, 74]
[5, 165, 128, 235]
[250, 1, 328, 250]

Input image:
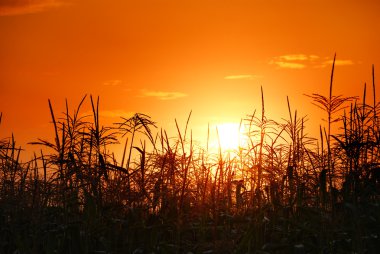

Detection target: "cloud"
[276, 54, 319, 62]
[309, 55, 320, 61]
[269, 54, 313, 69]
[103, 79, 133, 92]
[224, 74, 262, 80]
[323, 59, 354, 66]
[0, 0, 67, 16]
[271, 61, 306, 69]
[270, 54, 354, 69]
[103, 80, 122, 86]
[139, 89, 188, 100]
[278, 54, 309, 61]
[314, 59, 355, 68]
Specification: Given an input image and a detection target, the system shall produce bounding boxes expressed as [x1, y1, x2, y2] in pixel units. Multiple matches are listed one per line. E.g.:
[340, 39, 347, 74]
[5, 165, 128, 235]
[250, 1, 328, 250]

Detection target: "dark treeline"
[0, 59, 379, 253]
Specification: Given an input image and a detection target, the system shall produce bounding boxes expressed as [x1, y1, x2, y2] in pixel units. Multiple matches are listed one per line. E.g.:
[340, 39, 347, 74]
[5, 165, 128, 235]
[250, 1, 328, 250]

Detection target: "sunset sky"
[1, 0, 380, 159]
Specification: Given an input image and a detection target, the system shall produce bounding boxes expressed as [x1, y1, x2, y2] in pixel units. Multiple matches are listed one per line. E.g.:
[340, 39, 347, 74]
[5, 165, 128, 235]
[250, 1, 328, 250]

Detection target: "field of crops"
[1, 61, 379, 253]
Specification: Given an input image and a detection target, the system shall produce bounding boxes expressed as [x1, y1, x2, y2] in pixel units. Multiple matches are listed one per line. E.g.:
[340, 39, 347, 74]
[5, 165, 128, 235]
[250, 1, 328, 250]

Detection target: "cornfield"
[0, 59, 379, 253]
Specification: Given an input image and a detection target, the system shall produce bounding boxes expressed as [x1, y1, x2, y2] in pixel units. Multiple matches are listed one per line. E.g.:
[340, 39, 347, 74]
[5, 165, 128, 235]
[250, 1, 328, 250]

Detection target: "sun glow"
[209, 122, 247, 154]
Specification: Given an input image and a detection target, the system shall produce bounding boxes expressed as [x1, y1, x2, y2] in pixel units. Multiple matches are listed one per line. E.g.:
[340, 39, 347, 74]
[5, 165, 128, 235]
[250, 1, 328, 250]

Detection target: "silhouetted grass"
[0, 59, 379, 253]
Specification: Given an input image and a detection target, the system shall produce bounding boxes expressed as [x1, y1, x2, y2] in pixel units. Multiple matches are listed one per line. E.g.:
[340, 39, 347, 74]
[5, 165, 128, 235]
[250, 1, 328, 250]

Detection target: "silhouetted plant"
[305, 54, 357, 192]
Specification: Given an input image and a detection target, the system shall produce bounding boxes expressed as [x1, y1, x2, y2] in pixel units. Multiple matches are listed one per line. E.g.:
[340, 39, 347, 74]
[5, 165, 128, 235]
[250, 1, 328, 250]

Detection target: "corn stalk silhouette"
[305, 54, 357, 194]
[30, 95, 119, 210]
[115, 113, 156, 198]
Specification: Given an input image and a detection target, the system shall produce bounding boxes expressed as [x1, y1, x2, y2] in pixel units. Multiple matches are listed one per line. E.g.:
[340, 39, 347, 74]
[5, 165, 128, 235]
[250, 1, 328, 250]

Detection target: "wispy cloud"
[278, 54, 309, 61]
[139, 89, 188, 100]
[224, 74, 262, 80]
[103, 80, 122, 86]
[0, 0, 67, 16]
[323, 59, 354, 66]
[103, 79, 133, 92]
[271, 61, 306, 69]
[269, 54, 318, 69]
[270, 54, 354, 69]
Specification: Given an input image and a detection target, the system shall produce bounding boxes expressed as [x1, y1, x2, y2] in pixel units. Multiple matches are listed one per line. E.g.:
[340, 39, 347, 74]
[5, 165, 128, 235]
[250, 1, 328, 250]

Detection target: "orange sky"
[1, 0, 380, 159]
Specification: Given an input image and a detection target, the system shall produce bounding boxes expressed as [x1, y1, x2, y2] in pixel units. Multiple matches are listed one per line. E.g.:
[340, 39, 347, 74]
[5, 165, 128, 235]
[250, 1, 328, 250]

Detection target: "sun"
[212, 122, 247, 153]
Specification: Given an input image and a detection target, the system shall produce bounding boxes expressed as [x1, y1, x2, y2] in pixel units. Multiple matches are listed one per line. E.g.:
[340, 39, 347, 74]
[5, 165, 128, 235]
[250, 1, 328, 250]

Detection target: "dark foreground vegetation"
[1, 59, 379, 253]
